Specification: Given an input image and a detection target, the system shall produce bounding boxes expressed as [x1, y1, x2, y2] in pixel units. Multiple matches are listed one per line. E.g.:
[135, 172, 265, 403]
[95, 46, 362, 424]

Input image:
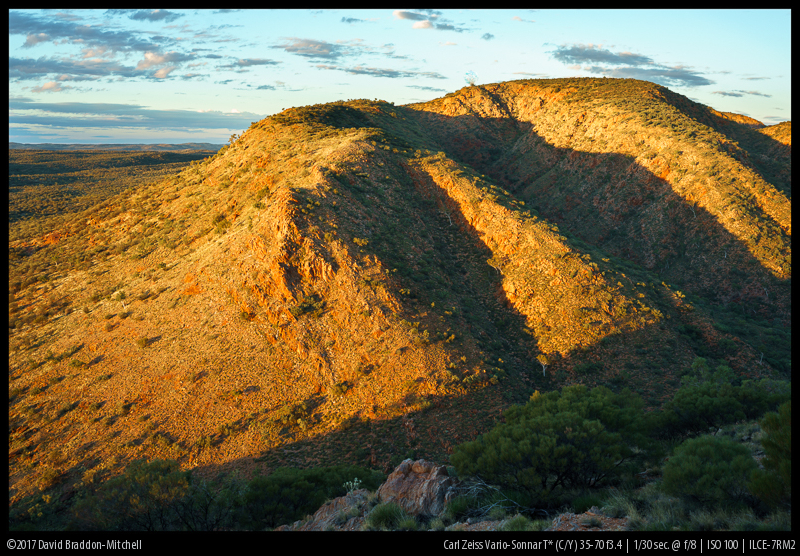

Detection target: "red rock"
[376, 458, 458, 516]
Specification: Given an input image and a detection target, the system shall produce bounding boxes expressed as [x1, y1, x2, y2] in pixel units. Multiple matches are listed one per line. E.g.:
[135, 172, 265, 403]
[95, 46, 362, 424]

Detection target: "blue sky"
[8, 9, 791, 144]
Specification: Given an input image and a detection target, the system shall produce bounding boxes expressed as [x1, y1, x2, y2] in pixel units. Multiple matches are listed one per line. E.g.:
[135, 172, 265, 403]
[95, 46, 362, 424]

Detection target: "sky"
[8, 9, 792, 144]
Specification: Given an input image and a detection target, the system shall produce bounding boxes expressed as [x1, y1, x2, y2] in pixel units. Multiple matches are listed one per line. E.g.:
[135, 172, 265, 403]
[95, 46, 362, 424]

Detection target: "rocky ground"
[275, 458, 630, 532]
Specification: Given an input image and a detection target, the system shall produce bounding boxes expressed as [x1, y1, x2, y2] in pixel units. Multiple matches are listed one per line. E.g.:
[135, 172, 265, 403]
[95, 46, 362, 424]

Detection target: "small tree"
[450, 386, 649, 505]
[536, 354, 549, 377]
[748, 401, 791, 508]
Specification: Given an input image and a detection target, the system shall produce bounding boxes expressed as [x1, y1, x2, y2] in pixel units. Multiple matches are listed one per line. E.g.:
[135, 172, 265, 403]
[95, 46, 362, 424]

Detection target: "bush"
[653, 363, 791, 438]
[443, 493, 480, 523]
[71, 459, 242, 531]
[748, 401, 791, 508]
[450, 386, 650, 504]
[364, 502, 409, 530]
[500, 513, 533, 531]
[71, 459, 190, 530]
[236, 465, 385, 530]
[662, 435, 758, 508]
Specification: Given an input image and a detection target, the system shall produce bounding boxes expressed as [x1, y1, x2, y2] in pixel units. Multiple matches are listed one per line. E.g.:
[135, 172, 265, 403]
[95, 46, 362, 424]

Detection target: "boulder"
[376, 459, 458, 517]
[275, 489, 371, 531]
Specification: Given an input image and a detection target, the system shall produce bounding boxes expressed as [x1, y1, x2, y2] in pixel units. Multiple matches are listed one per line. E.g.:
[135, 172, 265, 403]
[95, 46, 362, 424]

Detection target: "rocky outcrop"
[275, 489, 371, 531]
[274, 458, 631, 532]
[376, 459, 459, 517]
[276, 458, 460, 531]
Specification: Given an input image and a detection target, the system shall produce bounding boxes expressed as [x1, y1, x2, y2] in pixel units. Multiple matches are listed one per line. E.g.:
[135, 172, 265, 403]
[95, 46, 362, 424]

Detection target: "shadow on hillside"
[406, 108, 790, 314]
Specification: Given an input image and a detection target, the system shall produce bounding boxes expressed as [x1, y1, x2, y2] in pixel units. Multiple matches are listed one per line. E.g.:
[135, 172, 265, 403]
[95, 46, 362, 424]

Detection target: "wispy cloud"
[219, 58, 281, 71]
[9, 56, 139, 80]
[275, 37, 348, 60]
[136, 51, 193, 71]
[551, 44, 653, 66]
[736, 90, 772, 97]
[406, 85, 448, 92]
[315, 64, 446, 80]
[153, 66, 177, 79]
[31, 81, 71, 93]
[549, 43, 713, 88]
[127, 9, 184, 23]
[393, 9, 466, 32]
[9, 97, 265, 131]
[393, 10, 430, 21]
[10, 10, 166, 53]
[712, 90, 772, 98]
[9, 10, 206, 84]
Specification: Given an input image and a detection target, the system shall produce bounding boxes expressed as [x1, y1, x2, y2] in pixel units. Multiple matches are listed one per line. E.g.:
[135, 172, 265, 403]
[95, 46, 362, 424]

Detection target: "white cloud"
[32, 81, 68, 93]
[24, 32, 50, 47]
[136, 51, 191, 71]
[153, 66, 176, 78]
[138, 51, 169, 70]
[413, 21, 433, 29]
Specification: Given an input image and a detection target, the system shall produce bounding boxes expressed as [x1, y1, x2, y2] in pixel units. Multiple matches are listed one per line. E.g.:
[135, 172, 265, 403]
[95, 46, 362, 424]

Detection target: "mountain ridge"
[8, 78, 790, 514]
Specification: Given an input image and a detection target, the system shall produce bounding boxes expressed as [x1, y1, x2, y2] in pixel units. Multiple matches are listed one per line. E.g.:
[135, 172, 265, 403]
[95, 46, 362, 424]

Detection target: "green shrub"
[70, 459, 238, 531]
[748, 401, 791, 508]
[236, 465, 384, 530]
[571, 491, 606, 513]
[654, 364, 791, 438]
[662, 435, 758, 508]
[289, 294, 325, 318]
[364, 502, 409, 530]
[500, 513, 533, 531]
[329, 382, 349, 397]
[450, 386, 650, 504]
[443, 493, 480, 523]
[71, 459, 190, 530]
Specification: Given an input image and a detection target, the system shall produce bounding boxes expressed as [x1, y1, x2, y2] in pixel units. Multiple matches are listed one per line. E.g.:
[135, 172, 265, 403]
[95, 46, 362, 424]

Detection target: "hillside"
[8, 78, 791, 520]
[8, 149, 215, 243]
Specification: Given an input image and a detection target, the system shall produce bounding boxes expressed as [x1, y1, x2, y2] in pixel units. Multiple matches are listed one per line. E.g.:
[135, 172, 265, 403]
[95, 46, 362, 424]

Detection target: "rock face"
[275, 489, 371, 531]
[376, 459, 458, 517]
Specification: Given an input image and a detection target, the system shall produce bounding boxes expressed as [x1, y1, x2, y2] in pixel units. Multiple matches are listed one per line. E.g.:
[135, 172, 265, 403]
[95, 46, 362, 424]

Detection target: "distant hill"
[9, 142, 224, 152]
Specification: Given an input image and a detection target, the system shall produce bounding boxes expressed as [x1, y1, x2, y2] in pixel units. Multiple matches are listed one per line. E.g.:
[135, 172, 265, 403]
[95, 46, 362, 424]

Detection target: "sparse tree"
[536, 354, 549, 377]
